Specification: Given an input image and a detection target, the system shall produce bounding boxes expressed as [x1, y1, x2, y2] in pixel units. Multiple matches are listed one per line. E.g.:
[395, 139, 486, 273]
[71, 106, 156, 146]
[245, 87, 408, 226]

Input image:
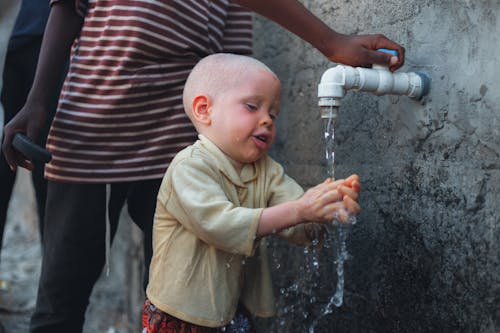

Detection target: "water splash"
[309, 106, 356, 332]
[273, 106, 360, 332]
[272, 237, 322, 332]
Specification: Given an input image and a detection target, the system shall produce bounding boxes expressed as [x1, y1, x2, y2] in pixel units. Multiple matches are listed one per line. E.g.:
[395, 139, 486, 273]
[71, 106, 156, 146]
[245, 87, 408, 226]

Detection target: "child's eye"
[269, 113, 277, 120]
[245, 103, 258, 111]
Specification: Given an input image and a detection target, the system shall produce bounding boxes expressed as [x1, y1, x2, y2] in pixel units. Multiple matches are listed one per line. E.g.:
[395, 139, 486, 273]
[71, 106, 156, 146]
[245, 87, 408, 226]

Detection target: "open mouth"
[255, 135, 268, 143]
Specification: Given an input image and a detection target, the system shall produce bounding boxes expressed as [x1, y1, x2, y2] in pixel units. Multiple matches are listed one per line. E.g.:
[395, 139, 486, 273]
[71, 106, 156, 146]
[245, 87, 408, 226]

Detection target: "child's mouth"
[255, 135, 268, 143]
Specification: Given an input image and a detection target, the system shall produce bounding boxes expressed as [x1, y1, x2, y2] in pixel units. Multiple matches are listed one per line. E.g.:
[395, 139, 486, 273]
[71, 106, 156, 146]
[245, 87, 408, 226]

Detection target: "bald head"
[183, 53, 277, 120]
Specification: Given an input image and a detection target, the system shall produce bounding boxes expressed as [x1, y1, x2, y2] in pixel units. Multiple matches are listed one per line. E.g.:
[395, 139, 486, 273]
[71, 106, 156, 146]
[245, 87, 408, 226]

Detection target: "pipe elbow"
[317, 64, 431, 105]
[318, 65, 349, 99]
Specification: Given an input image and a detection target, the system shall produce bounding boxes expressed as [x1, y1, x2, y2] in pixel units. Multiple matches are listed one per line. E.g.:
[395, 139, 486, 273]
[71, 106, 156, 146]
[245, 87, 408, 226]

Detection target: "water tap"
[318, 49, 430, 118]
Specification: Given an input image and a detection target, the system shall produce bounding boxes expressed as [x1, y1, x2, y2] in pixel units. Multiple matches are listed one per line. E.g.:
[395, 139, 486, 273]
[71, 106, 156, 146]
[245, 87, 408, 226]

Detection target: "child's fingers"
[325, 189, 343, 204]
[344, 174, 359, 186]
[343, 196, 361, 215]
[321, 201, 345, 220]
[311, 179, 344, 197]
[344, 174, 361, 193]
[310, 190, 342, 211]
[339, 185, 359, 201]
[321, 178, 332, 185]
[350, 180, 361, 193]
[326, 178, 345, 188]
[337, 208, 351, 224]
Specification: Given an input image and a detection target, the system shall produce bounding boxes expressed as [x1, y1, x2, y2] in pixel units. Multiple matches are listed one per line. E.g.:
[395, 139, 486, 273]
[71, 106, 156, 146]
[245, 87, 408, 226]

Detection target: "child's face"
[208, 69, 281, 169]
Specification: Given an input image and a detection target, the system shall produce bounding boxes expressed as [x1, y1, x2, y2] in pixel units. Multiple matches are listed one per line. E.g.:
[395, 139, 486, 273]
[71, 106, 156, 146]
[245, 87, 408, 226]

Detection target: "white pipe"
[318, 64, 430, 107]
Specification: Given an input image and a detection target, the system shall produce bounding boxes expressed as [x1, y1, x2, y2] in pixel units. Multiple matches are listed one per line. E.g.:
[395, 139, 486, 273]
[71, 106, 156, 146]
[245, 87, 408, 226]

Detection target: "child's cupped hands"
[298, 174, 361, 225]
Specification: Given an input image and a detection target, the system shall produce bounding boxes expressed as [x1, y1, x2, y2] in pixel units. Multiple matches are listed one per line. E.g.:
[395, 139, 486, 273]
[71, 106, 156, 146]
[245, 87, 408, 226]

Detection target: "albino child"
[143, 53, 361, 333]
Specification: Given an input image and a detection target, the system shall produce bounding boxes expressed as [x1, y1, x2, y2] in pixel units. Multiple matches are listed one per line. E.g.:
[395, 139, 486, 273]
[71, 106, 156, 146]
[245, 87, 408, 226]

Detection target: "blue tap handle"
[377, 48, 398, 57]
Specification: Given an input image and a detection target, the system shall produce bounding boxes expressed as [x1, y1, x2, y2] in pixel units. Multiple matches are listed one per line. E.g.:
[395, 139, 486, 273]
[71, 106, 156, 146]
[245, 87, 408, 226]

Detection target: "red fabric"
[142, 298, 256, 333]
[142, 298, 217, 333]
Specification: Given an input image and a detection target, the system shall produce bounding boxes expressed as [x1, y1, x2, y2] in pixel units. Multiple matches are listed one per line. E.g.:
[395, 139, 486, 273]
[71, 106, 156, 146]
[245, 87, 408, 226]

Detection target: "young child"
[143, 53, 361, 333]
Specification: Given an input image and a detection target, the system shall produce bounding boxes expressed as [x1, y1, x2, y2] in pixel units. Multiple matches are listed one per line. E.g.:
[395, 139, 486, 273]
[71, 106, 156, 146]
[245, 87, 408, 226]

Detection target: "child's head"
[183, 53, 281, 169]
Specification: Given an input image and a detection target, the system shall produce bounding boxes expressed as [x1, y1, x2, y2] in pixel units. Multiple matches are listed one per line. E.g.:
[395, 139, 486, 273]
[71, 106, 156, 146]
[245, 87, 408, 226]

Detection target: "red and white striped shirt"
[46, 0, 253, 183]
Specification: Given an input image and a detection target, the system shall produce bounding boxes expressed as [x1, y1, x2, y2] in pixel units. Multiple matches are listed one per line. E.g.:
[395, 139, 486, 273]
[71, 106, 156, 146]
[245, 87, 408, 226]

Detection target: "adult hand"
[2, 104, 47, 171]
[324, 33, 405, 72]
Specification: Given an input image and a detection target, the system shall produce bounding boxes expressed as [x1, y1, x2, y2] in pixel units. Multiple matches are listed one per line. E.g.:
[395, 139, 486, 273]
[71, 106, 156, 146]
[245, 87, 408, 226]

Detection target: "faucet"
[317, 49, 430, 118]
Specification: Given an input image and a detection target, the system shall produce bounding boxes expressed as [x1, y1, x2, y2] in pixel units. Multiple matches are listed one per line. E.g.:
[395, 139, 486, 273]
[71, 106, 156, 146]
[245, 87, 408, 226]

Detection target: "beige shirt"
[146, 135, 313, 327]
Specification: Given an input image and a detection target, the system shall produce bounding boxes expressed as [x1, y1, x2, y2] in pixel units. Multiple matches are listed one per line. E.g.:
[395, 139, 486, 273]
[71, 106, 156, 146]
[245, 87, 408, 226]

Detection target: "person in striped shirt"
[1, 0, 404, 332]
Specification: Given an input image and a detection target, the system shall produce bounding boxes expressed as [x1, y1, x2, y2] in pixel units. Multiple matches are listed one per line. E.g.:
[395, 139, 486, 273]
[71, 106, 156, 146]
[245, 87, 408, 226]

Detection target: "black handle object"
[12, 133, 52, 163]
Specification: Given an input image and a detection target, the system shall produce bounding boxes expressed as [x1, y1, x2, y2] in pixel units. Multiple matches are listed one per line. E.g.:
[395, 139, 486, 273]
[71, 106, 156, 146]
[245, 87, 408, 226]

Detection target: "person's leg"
[2, 37, 47, 237]
[0, 156, 15, 253]
[126, 178, 162, 289]
[30, 181, 125, 333]
[0, 0, 21, 139]
[0, 3, 23, 331]
[0, 41, 26, 254]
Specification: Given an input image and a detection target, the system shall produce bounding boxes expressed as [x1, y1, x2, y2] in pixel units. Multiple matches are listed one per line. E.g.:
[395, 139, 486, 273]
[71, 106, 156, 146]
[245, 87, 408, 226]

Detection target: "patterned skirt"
[142, 298, 256, 333]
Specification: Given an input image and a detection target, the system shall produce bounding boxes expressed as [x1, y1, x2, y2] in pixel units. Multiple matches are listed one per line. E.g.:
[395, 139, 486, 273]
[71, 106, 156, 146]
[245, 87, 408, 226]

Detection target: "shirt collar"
[197, 134, 259, 186]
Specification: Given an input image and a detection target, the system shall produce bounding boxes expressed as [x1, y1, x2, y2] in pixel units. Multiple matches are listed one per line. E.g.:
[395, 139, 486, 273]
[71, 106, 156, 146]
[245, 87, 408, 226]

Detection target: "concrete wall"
[253, 1, 499, 332]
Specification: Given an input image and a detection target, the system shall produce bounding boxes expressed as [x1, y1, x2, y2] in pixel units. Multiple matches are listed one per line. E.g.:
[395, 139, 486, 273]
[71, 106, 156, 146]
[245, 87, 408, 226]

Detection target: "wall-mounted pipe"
[317, 49, 430, 118]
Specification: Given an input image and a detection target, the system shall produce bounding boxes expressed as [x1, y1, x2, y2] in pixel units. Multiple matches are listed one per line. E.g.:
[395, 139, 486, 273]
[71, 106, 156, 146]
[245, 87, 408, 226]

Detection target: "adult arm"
[2, 0, 83, 171]
[234, 0, 405, 71]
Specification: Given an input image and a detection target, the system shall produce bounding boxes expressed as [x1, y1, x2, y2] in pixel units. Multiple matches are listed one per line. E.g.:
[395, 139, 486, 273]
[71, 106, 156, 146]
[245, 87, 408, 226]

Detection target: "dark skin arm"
[2, 1, 83, 171]
[3, 1, 405, 170]
[234, 0, 405, 71]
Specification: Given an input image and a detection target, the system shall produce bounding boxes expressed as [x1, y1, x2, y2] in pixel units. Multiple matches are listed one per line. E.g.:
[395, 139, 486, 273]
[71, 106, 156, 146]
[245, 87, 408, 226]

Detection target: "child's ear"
[192, 95, 211, 125]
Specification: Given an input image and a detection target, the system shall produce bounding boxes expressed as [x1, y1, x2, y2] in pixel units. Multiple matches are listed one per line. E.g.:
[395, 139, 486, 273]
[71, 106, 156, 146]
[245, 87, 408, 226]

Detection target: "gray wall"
[253, 1, 499, 332]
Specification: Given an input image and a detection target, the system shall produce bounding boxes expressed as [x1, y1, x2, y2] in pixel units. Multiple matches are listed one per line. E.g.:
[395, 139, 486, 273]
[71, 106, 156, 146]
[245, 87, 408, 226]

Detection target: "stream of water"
[308, 106, 356, 332]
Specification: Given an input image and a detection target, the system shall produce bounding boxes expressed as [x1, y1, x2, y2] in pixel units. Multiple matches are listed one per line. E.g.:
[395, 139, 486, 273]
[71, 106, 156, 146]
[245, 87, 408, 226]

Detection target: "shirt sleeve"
[50, 0, 88, 18]
[264, 159, 316, 245]
[266, 160, 304, 207]
[164, 156, 262, 257]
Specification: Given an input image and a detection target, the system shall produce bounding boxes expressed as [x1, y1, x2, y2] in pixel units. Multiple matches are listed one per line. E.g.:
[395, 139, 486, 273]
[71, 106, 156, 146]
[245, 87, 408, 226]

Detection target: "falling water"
[309, 105, 355, 332]
[323, 106, 352, 309]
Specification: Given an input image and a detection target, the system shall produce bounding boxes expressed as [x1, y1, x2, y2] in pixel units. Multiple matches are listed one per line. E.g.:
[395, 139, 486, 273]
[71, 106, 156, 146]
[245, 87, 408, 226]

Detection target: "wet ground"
[0, 169, 143, 333]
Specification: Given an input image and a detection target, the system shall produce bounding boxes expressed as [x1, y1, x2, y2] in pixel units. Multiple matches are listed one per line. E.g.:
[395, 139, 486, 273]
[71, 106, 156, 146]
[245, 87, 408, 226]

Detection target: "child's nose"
[260, 112, 273, 126]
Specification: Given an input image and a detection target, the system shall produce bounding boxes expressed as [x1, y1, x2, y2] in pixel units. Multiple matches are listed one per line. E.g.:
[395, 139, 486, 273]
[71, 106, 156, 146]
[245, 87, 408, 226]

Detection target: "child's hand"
[344, 174, 360, 193]
[297, 175, 361, 225]
[337, 174, 361, 224]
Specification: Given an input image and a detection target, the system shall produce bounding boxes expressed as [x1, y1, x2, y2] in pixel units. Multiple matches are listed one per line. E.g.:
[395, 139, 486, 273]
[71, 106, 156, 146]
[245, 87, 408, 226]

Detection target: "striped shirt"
[46, 0, 253, 183]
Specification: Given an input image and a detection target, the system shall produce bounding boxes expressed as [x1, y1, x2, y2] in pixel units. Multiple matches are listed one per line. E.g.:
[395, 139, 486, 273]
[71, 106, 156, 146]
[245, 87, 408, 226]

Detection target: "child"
[143, 53, 361, 332]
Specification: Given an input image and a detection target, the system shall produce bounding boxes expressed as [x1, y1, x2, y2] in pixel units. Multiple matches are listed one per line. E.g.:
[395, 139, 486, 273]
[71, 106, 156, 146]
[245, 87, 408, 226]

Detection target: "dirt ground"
[0, 169, 143, 333]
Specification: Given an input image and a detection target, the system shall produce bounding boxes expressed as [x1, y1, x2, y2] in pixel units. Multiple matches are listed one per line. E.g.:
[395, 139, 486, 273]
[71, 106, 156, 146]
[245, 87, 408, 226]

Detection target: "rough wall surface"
[253, 1, 499, 332]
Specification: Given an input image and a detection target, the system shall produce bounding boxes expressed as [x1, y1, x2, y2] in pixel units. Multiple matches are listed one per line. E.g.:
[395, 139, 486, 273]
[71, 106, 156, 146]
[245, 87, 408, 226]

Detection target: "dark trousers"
[0, 38, 48, 249]
[0, 37, 62, 252]
[30, 178, 161, 333]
